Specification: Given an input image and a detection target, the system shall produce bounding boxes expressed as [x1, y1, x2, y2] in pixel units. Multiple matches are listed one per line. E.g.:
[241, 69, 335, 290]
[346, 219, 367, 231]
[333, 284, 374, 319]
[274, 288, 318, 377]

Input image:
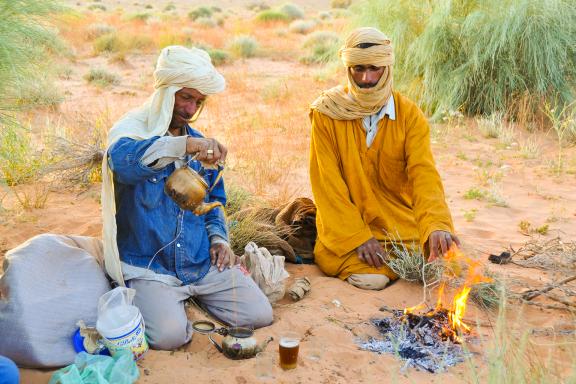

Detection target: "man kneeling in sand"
[102, 46, 272, 350]
[309, 28, 460, 291]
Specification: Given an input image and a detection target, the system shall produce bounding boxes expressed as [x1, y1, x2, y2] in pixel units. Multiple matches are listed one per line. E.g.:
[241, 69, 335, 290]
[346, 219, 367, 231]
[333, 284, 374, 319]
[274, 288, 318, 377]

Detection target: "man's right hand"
[186, 137, 227, 164]
[356, 237, 386, 268]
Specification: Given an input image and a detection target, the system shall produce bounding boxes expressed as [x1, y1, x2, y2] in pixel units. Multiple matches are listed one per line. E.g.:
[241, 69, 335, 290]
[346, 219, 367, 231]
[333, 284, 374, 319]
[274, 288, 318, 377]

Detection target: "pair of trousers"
[129, 265, 273, 350]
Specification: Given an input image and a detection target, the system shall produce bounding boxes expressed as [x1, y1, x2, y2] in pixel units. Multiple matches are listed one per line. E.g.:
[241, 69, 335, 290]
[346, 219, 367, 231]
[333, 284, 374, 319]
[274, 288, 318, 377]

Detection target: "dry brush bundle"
[383, 233, 504, 310]
[511, 236, 576, 272]
[227, 206, 296, 257]
[42, 134, 105, 186]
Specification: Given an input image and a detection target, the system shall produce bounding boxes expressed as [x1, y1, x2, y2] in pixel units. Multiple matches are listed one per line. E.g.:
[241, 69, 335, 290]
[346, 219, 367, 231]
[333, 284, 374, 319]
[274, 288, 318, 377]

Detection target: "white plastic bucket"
[96, 304, 148, 360]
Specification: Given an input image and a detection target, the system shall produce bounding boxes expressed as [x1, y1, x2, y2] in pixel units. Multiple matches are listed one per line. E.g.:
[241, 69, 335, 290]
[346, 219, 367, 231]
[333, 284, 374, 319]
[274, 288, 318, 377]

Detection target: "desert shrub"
[300, 30, 340, 64]
[247, 2, 270, 11]
[318, 11, 331, 20]
[126, 12, 151, 22]
[85, 23, 116, 39]
[87, 3, 106, 11]
[227, 35, 258, 58]
[331, 0, 351, 8]
[288, 19, 316, 34]
[279, 3, 304, 19]
[196, 17, 217, 28]
[13, 78, 64, 109]
[0, 0, 66, 113]
[0, 122, 49, 186]
[188, 6, 212, 21]
[93, 32, 123, 53]
[255, 9, 289, 22]
[84, 68, 121, 87]
[357, 0, 576, 118]
[144, 4, 152, 9]
[208, 49, 231, 66]
[163, 3, 176, 12]
[225, 184, 254, 216]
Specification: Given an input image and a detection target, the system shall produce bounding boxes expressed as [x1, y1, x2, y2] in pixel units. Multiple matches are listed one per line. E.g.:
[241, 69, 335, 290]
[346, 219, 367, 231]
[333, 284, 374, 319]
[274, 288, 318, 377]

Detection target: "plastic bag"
[96, 287, 148, 360]
[48, 351, 139, 384]
[241, 242, 289, 303]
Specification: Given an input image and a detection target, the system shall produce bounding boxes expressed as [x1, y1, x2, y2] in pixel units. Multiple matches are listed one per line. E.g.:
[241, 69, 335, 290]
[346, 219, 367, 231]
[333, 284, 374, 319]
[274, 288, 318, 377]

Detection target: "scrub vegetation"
[1, 1, 575, 382]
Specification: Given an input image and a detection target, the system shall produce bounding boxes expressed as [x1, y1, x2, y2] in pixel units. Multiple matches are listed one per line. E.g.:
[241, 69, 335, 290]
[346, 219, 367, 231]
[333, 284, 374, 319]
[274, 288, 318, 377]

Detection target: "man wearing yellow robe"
[309, 27, 460, 290]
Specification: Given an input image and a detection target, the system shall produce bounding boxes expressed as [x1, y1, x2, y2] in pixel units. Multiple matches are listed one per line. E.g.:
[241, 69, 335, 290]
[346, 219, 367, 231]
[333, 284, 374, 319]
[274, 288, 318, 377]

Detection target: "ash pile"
[357, 308, 472, 373]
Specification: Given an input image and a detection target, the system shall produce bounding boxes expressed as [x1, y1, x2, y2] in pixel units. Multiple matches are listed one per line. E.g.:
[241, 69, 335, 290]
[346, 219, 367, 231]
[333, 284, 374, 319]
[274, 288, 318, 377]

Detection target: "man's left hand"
[427, 231, 461, 261]
[210, 243, 237, 272]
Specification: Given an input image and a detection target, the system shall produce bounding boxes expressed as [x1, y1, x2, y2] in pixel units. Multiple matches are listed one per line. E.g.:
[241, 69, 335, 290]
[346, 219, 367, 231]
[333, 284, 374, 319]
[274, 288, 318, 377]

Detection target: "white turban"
[102, 46, 226, 285]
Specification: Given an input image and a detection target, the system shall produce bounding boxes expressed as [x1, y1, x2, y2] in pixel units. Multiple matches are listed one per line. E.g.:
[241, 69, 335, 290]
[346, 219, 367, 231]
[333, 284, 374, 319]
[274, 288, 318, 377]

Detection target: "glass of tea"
[279, 331, 300, 370]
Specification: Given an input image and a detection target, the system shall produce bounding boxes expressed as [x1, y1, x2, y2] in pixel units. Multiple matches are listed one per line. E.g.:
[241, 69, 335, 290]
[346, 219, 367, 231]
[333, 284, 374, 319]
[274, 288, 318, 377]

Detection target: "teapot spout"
[193, 201, 223, 216]
[256, 336, 274, 354]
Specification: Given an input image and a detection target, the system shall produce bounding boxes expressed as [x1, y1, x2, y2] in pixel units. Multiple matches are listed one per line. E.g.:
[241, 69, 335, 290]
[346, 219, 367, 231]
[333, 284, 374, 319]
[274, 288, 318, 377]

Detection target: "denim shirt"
[108, 126, 228, 285]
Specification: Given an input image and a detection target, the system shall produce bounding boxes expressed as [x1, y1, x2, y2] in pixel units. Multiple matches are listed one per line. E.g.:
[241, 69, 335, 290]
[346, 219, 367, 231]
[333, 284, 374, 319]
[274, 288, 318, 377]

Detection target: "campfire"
[358, 247, 490, 373]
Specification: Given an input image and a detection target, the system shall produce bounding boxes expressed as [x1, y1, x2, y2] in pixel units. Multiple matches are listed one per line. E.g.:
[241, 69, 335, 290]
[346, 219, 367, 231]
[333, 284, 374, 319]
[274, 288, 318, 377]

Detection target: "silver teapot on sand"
[192, 320, 273, 360]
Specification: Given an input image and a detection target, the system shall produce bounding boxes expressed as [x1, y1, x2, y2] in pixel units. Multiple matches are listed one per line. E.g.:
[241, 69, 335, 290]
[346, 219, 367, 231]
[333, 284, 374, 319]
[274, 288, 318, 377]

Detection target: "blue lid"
[72, 328, 110, 356]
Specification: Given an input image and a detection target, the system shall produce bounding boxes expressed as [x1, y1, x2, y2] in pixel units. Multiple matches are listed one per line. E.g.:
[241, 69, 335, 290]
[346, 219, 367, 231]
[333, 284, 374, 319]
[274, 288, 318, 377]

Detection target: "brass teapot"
[164, 161, 224, 215]
[192, 320, 273, 360]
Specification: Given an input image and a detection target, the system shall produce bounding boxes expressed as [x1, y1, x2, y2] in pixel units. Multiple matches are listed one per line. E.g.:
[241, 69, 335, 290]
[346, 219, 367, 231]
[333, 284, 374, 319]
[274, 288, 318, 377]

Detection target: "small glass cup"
[304, 337, 323, 362]
[279, 331, 300, 370]
[255, 351, 275, 380]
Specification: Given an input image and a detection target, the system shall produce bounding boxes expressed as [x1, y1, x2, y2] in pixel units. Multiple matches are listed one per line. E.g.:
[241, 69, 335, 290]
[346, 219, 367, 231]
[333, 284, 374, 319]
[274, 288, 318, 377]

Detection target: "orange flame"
[449, 286, 471, 334]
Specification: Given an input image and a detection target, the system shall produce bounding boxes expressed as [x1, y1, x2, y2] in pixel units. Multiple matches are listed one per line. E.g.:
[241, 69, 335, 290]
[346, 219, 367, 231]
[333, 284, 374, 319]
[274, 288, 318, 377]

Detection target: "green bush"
[208, 49, 231, 66]
[164, 3, 176, 11]
[357, 0, 576, 118]
[279, 3, 304, 19]
[196, 17, 217, 28]
[87, 4, 106, 11]
[0, 122, 48, 186]
[0, 0, 66, 112]
[300, 30, 340, 64]
[84, 68, 121, 87]
[126, 12, 151, 22]
[227, 35, 259, 58]
[255, 9, 289, 22]
[331, 0, 351, 8]
[85, 23, 116, 39]
[188, 6, 212, 21]
[93, 33, 123, 54]
[288, 19, 316, 34]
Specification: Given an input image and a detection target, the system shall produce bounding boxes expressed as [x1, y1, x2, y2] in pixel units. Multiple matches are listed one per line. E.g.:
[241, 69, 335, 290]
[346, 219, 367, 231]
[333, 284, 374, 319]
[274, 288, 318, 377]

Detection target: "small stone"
[144, 368, 150, 376]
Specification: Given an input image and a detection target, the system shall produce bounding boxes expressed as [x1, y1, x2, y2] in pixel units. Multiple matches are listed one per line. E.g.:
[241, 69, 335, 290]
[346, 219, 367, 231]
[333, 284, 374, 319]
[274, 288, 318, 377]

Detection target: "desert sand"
[1, 0, 575, 383]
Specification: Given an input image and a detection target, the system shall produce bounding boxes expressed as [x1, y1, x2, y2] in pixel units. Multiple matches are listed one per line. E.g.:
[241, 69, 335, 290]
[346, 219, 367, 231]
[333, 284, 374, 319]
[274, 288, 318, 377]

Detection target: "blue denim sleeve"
[204, 170, 229, 243]
[108, 137, 164, 185]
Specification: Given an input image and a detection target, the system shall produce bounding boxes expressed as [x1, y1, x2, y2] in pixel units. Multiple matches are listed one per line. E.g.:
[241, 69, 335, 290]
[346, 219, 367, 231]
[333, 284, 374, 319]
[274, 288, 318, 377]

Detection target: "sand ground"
[1, 1, 576, 382]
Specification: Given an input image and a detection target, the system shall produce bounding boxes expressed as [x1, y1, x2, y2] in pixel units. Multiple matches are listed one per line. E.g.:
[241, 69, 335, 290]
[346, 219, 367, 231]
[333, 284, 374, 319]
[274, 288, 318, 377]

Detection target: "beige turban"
[102, 46, 226, 285]
[311, 27, 394, 120]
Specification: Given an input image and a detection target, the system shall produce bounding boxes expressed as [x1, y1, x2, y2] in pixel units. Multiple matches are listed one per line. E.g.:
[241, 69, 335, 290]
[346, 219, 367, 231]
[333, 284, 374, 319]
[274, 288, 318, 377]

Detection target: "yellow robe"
[309, 91, 454, 281]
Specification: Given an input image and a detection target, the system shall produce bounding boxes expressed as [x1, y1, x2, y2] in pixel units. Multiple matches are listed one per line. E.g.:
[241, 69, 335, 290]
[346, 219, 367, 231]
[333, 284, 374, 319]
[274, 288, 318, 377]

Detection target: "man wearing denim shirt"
[103, 46, 273, 350]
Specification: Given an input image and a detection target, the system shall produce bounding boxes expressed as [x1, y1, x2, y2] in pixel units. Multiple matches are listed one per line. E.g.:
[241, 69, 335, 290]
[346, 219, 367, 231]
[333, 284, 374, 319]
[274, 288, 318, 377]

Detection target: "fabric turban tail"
[311, 27, 395, 120]
[102, 46, 226, 285]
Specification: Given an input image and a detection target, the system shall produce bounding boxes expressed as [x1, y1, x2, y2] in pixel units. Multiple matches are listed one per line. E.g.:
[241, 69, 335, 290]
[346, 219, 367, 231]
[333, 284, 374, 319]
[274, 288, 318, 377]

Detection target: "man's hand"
[186, 137, 227, 164]
[210, 243, 237, 272]
[356, 237, 386, 268]
[427, 230, 461, 261]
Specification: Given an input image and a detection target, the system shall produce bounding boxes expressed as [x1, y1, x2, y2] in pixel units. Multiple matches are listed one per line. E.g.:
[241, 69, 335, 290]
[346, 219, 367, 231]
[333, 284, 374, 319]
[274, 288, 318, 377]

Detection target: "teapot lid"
[227, 327, 254, 338]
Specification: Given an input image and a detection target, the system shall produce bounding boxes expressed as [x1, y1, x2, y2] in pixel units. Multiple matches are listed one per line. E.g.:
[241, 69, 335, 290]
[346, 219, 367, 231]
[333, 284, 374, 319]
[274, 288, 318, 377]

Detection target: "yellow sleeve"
[404, 104, 455, 247]
[309, 110, 373, 256]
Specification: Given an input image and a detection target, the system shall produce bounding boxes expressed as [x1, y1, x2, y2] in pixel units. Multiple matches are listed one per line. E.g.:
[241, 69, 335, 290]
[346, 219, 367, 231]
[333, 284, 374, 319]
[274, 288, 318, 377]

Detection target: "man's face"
[350, 65, 385, 89]
[171, 87, 207, 128]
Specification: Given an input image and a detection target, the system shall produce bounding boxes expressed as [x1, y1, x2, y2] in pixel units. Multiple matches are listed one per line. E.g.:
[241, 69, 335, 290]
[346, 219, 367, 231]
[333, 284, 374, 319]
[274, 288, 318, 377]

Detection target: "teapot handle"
[207, 327, 228, 354]
[208, 164, 224, 193]
[208, 333, 223, 353]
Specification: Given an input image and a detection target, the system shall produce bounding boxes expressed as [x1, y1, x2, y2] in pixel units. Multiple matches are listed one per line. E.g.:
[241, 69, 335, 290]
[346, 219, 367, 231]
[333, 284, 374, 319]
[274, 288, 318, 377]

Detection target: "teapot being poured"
[164, 155, 224, 215]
